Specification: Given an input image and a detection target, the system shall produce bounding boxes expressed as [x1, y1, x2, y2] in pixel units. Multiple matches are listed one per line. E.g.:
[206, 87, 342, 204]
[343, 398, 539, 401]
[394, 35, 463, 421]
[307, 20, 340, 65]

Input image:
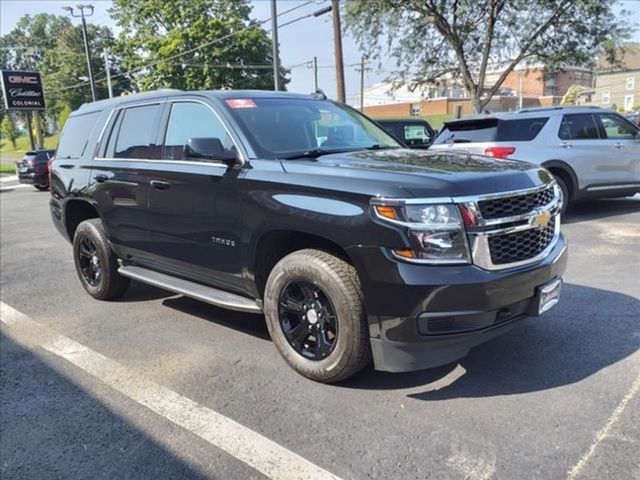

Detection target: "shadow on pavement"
[162, 295, 271, 341]
[341, 283, 640, 398]
[120, 281, 176, 303]
[563, 196, 640, 224]
[0, 334, 206, 479]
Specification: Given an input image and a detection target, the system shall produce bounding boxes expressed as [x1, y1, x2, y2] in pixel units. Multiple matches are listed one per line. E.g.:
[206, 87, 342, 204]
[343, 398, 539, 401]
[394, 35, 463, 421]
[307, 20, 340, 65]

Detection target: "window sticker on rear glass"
[225, 99, 257, 109]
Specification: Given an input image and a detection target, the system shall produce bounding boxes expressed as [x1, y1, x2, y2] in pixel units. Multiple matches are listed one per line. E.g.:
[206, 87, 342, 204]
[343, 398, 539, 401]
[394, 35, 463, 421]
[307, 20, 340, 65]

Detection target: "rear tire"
[34, 184, 49, 191]
[263, 249, 371, 383]
[73, 218, 130, 300]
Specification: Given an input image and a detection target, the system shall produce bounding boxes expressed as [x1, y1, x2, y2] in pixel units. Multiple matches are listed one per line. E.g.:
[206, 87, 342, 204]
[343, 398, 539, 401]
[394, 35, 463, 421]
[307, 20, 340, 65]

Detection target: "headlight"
[372, 201, 470, 264]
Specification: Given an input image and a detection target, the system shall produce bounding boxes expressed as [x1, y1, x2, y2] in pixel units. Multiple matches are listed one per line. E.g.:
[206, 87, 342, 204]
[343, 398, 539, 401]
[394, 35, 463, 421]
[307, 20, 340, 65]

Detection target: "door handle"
[150, 179, 171, 190]
[94, 174, 108, 183]
[560, 142, 572, 149]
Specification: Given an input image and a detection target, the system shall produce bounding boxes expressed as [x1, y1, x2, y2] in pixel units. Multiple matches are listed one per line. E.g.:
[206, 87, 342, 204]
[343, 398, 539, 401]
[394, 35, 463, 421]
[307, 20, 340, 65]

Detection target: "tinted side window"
[598, 113, 638, 140]
[558, 114, 600, 140]
[56, 111, 101, 159]
[433, 119, 498, 144]
[163, 102, 233, 160]
[113, 104, 162, 159]
[497, 117, 549, 141]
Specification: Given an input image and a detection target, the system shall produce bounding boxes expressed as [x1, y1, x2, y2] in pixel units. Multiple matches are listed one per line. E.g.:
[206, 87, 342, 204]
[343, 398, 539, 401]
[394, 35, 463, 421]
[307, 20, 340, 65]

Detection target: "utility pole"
[25, 48, 44, 149]
[313, 56, 318, 91]
[358, 55, 368, 111]
[331, 0, 345, 103]
[270, 0, 281, 91]
[103, 48, 113, 98]
[63, 4, 96, 102]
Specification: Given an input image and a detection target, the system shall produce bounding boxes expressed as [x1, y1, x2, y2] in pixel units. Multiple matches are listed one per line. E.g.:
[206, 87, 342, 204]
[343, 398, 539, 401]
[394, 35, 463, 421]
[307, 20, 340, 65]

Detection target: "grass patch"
[0, 133, 59, 157]
[0, 164, 16, 174]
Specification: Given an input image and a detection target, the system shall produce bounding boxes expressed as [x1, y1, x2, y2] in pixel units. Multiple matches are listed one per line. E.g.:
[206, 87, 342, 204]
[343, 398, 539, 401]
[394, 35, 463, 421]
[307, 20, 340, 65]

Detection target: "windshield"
[222, 97, 400, 159]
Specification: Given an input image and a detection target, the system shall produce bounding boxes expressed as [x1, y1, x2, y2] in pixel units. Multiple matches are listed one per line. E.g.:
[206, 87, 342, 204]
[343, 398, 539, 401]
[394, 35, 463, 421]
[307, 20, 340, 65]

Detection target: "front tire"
[264, 249, 371, 383]
[73, 218, 130, 300]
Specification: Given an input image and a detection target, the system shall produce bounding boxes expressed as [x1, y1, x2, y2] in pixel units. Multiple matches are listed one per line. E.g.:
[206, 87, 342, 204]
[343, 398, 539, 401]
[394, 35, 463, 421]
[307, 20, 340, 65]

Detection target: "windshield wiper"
[281, 148, 353, 160]
[363, 144, 398, 150]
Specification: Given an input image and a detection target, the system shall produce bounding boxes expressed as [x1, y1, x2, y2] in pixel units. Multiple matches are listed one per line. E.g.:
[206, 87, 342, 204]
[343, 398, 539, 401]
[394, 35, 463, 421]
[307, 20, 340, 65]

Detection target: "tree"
[110, 0, 288, 91]
[560, 85, 588, 105]
[57, 104, 72, 130]
[345, 0, 631, 113]
[1, 114, 19, 149]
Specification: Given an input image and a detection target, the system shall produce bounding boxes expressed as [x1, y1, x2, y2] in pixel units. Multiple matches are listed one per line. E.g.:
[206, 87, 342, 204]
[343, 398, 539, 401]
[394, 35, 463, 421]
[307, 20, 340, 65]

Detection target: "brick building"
[359, 66, 593, 118]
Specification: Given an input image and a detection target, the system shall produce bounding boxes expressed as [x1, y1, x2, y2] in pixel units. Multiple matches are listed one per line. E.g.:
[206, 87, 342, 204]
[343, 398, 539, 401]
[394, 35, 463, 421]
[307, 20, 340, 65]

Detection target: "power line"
[46, 0, 324, 94]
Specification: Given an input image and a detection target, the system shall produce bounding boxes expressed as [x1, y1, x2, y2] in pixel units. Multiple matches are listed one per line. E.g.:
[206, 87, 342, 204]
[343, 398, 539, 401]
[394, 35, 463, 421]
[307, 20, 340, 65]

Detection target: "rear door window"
[56, 111, 101, 159]
[597, 113, 638, 140]
[558, 114, 600, 140]
[109, 104, 162, 159]
[433, 119, 498, 144]
[496, 117, 549, 141]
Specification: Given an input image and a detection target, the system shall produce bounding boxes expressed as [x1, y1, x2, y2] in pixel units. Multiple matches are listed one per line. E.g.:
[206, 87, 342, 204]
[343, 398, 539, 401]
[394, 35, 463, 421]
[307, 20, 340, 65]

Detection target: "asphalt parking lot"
[1, 181, 639, 480]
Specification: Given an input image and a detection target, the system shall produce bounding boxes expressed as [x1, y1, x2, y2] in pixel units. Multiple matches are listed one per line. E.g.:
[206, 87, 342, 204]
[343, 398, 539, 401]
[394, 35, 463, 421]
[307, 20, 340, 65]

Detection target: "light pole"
[63, 4, 96, 102]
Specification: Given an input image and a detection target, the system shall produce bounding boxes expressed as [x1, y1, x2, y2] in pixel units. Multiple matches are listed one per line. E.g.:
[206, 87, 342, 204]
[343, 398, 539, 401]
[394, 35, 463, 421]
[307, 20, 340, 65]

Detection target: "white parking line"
[0, 175, 18, 183]
[566, 373, 640, 480]
[0, 184, 31, 192]
[0, 302, 343, 480]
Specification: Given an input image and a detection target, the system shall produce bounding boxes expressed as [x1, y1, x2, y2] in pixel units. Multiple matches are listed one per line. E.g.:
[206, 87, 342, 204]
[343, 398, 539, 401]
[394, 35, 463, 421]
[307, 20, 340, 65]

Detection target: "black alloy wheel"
[278, 280, 338, 360]
[77, 237, 102, 286]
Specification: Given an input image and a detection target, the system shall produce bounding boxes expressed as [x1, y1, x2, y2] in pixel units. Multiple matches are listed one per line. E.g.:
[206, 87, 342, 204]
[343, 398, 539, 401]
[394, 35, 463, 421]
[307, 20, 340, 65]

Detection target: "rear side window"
[56, 111, 101, 159]
[403, 124, 432, 146]
[434, 119, 498, 144]
[110, 104, 162, 159]
[496, 117, 549, 141]
[558, 114, 600, 140]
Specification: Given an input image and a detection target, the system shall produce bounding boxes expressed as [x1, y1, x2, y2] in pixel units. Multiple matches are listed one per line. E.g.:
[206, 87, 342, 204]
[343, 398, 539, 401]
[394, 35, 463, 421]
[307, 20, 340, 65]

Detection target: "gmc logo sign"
[1, 69, 46, 110]
[8, 75, 38, 85]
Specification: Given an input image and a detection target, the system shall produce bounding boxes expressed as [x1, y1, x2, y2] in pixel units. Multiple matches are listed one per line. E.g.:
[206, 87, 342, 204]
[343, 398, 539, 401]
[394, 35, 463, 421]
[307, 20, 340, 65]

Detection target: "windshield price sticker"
[225, 99, 257, 109]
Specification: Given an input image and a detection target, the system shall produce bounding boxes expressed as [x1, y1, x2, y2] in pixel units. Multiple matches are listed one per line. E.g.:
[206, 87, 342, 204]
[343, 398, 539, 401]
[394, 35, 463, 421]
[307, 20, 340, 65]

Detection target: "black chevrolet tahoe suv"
[50, 90, 567, 383]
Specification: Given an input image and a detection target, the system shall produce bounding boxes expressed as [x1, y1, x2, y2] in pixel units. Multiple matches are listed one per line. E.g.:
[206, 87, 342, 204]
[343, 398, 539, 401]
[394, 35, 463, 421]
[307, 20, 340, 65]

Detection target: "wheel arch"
[64, 199, 100, 241]
[542, 160, 579, 200]
[250, 229, 354, 300]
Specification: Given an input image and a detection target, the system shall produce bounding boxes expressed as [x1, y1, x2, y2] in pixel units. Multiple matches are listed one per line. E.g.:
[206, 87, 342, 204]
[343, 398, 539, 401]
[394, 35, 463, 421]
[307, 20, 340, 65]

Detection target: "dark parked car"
[376, 118, 436, 148]
[16, 149, 55, 190]
[50, 90, 567, 383]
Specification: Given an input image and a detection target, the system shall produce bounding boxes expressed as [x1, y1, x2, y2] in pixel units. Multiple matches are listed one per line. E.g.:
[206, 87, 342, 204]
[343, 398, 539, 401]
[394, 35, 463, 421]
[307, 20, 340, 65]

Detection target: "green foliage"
[57, 104, 72, 130]
[1, 115, 18, 149]
[345, 0, 631, 113]
[561, 85, 588, 105]
[109, 0, 287, 91]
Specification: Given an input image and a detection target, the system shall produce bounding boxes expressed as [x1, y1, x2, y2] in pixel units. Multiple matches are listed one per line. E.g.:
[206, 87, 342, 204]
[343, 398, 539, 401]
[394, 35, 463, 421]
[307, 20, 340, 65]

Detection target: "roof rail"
[518, 105, 602, 114]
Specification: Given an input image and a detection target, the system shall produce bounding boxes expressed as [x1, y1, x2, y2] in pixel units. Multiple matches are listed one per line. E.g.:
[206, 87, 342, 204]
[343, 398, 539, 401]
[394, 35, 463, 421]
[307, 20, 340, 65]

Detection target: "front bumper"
[347, 234, 568, 372]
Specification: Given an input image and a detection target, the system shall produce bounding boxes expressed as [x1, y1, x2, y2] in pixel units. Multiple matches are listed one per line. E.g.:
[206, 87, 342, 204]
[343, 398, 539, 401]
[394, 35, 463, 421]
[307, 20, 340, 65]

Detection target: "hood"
[280, 148, 552, 198]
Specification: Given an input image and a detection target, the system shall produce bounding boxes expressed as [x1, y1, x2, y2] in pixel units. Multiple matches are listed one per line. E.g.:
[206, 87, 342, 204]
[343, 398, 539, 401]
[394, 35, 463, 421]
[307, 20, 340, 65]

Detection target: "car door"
[90, 102, 164, 261]
[594, 112, 640, 186]
[143, 97, 246, 293]
[555, 113, 610, 190]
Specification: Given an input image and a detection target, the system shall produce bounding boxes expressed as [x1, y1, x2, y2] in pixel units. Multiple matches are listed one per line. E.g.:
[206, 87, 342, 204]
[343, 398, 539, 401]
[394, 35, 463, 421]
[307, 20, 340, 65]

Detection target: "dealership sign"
[0, 70, 46, 110]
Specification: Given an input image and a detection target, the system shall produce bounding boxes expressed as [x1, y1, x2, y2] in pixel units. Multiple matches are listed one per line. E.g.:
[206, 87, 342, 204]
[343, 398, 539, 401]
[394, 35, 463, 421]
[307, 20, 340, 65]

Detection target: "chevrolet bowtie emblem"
[532, 211, 551, 228]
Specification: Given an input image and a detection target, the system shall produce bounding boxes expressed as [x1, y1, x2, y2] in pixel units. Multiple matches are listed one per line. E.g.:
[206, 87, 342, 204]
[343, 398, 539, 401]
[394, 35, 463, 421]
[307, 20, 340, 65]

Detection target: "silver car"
[430, 106, 640, 211]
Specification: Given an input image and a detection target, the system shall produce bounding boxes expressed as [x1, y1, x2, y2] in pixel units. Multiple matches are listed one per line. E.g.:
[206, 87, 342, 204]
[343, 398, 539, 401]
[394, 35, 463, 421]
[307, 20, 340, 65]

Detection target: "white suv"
[430, 106, 640, 211]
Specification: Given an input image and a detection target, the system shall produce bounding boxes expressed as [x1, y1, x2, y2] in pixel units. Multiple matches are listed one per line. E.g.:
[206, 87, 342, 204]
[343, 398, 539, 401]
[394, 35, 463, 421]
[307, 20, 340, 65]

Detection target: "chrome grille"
[488, 218, 556, 265]
[478, 184, 555, 219]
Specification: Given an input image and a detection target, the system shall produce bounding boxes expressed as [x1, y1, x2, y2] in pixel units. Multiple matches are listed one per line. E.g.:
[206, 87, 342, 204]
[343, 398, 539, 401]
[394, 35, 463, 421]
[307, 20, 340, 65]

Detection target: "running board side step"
[118, 265, 263, 314]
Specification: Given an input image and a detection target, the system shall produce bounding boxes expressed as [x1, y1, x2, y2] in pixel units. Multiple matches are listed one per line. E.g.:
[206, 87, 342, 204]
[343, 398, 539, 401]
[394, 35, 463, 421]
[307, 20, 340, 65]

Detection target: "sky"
[1, 0, 639, 104]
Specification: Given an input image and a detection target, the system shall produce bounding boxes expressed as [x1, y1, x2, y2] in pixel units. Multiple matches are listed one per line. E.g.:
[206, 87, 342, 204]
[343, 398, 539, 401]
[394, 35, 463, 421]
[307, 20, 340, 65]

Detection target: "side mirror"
[184, 137, 238, 166]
